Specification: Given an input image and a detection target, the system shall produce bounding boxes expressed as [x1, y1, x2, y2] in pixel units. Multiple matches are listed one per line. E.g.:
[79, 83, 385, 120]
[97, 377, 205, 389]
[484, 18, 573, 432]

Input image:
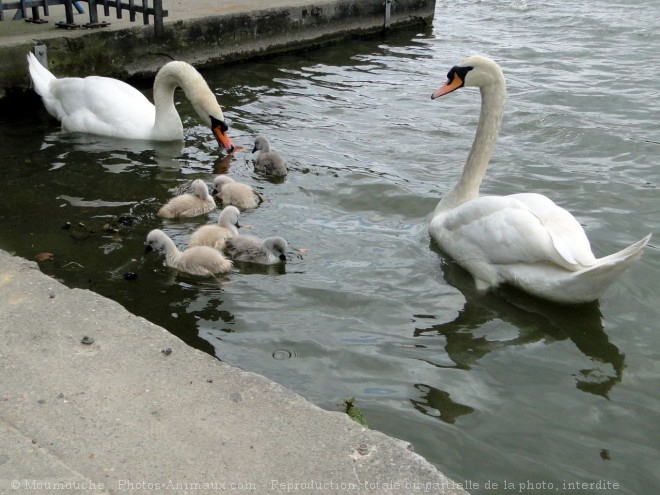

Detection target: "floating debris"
[69, 222, 93, 240]
[35, 252, 54, 262]
[161, 347, 172, 356]
[118, 214, 137, 227]
[80, 336, 95, 345]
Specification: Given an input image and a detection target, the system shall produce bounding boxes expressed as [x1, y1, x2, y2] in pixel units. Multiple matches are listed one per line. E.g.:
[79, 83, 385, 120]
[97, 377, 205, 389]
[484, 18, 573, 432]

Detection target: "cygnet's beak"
[144, 245, 154, 254]
[210, 116, 235, 152]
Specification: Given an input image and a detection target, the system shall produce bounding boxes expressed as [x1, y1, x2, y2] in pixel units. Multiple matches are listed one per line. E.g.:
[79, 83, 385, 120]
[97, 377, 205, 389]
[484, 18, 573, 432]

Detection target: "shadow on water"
[416, 242, 625, 408]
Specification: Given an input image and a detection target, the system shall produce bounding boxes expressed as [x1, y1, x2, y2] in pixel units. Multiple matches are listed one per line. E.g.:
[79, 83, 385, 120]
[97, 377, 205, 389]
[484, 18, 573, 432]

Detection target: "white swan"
[213, 175, 262, 210]
[188, 205, 241, 250]
[145, 229, 233, 276]
[429, 55, 651, 304]
[158, 179, 216, 219]
[27, 52, 236, 150]
[224, 235, 288, 265]
[252, 135, 288, 176]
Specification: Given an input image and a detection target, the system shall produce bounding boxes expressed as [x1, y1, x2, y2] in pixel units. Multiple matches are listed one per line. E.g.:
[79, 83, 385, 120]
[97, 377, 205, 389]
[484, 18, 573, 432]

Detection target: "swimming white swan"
[252, 135, 288, 176]
[158, 179, 216, 219]
[212, 175, 262, 210]
[429, 55, 651, 304]
[188, 205, 241, 250]
[224, 235, 288, 265]
[145, 229, 233, 276]
[27, 52, 236, 150]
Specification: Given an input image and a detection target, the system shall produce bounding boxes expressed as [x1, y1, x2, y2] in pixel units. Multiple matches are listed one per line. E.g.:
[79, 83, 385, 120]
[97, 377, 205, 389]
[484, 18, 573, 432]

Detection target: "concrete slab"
[0, 249, 470, 494]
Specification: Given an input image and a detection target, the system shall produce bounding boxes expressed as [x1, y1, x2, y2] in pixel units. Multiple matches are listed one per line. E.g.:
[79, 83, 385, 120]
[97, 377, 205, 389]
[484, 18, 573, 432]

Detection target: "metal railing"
[0, 1, 168, 37]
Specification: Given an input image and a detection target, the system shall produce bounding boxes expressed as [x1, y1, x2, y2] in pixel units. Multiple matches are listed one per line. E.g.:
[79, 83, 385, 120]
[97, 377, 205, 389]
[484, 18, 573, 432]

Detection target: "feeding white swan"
[145, 229, 233, 276]
[212, 175, 262, 210]
[252, 135, 288, 176]
[224, 235, 288, 265]
[158, 179, 216, 219]
[27, 52, 236, 150]
[429, 55, 651, 304]
[188, 205, 241, 250]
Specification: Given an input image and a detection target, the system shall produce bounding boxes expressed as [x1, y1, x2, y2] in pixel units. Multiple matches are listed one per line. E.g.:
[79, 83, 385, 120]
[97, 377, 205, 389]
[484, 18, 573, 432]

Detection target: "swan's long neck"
[152, 62, 220, 140]
[152, 64, 186, 140]
[437, 82, 506, 213]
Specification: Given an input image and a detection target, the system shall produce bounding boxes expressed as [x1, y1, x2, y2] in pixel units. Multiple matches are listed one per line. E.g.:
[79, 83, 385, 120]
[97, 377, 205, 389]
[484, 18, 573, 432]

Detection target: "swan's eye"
[456, 66, 474, 81]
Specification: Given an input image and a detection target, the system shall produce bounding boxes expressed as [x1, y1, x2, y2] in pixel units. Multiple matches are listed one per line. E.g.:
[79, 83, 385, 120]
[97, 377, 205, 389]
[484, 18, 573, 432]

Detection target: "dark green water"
[1, 1, 659, 493]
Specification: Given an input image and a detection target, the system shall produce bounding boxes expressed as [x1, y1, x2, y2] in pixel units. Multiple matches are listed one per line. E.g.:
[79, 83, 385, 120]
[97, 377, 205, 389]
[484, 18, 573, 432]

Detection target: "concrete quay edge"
[0, 248, 470, 494]
[0, 0, 436, 99]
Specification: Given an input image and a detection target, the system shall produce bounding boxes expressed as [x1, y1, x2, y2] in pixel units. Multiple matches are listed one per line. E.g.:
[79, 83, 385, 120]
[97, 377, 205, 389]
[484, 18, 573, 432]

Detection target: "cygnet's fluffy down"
[252, 135, 288, 176]
[158, 179, 216, 219]
[188, 205, 241, 250]
[145, 229, 232, 276]
[224, 234, 288, 265]
[213, 175, 262, 210]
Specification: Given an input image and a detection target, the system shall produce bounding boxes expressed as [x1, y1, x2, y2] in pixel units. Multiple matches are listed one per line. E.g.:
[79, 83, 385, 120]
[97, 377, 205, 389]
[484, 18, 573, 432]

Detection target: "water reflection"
[43, 131, 185, 171]
[416, 248, 625, 401]
[410, 383, 475, 424]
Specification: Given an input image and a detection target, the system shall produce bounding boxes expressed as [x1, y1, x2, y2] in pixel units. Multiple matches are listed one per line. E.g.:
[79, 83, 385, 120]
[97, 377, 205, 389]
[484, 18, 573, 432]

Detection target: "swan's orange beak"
[211, 116, 235, 152]
[431, 74, 464, 99]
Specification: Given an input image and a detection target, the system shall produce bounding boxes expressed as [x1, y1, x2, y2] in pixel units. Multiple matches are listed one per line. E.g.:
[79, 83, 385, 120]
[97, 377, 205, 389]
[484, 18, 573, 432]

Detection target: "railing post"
[1, 0, 167, 37]
[141, 0, 148, 25]
[63, 0, 75, 25]
[154, 0, 164, 37]
[88, 0, 99, 24]
[128, 0, 136, 22]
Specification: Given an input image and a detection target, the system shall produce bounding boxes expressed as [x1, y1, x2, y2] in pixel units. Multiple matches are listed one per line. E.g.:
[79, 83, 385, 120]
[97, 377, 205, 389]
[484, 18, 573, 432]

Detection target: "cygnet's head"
[252, 135, 271, 153]
[218, 205, 241, 229]
[264, 236, 288, 261]
[213, 175, 236, 193]
[145, 229, 169, 253]
[191, 179, 211, 199]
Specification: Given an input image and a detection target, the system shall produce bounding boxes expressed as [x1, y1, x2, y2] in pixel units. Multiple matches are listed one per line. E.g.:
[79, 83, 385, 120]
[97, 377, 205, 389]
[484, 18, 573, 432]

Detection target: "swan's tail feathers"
[595, 233, 651, 266]
[570, 233, 652, 302]
[27, 52, 56, 97]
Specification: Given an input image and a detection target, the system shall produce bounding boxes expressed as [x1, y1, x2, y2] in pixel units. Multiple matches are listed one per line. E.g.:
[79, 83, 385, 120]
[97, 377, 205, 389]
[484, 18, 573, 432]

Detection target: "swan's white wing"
[509, 193, 596, 266]
[50, 76, 155, 139]
[439, 194, 596, 271]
